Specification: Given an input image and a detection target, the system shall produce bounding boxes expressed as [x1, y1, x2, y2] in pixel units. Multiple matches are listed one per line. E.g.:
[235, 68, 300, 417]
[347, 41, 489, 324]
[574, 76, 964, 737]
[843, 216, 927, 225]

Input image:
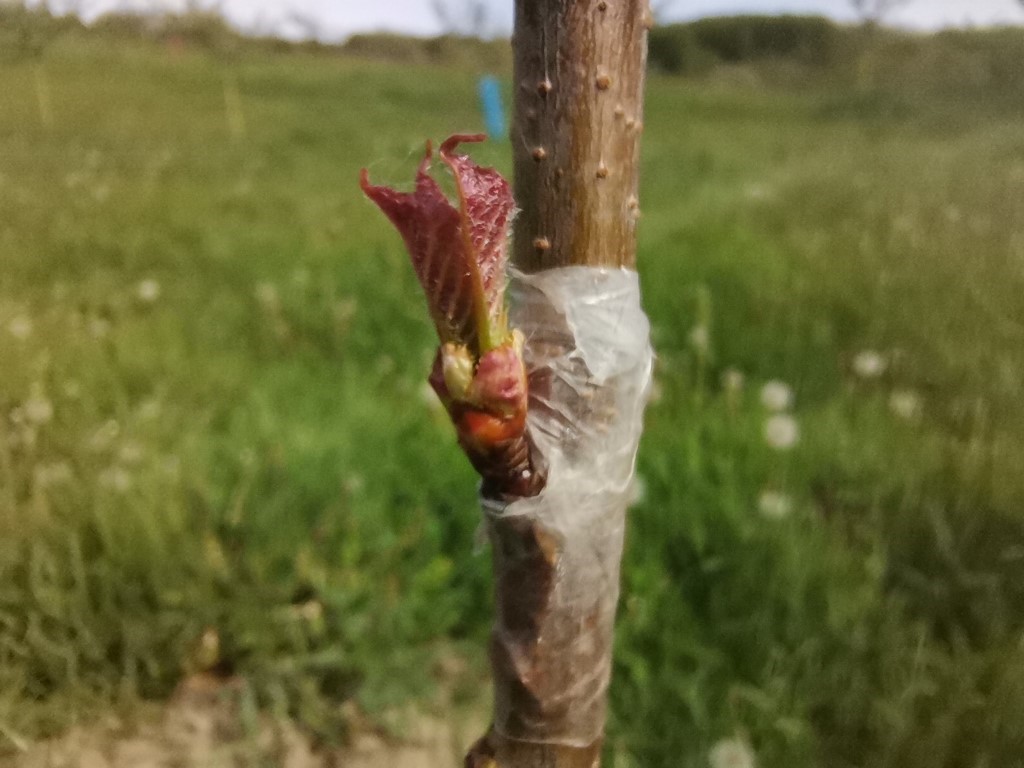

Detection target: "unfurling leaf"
[359, 134, 515, 355]
[361, 135, 542, 498]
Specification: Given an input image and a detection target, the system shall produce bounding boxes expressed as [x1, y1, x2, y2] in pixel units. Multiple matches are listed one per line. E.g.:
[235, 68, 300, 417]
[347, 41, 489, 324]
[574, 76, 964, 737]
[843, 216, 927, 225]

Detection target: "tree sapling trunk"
[361, 3, 651, 766]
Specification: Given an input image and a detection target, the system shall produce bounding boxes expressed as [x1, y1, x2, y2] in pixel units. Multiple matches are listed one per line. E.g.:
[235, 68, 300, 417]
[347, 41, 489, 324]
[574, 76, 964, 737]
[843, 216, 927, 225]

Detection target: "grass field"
[1, 26, 1024, 768]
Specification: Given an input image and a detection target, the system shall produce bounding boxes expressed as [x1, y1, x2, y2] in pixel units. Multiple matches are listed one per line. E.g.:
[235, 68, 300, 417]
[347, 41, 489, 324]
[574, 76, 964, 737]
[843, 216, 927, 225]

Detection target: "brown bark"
[467, 2, 650, 767]
[512, 0, 650, 273]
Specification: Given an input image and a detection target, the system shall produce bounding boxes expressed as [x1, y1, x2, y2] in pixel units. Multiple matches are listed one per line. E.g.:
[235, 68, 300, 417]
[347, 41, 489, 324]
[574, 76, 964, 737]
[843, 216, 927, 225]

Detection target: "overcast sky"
[57, 0, 1024, 41]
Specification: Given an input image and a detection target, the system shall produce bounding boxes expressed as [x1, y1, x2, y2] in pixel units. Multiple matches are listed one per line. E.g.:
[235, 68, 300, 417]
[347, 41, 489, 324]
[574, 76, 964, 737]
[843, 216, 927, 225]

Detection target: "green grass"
[1, 29, 1023, 768]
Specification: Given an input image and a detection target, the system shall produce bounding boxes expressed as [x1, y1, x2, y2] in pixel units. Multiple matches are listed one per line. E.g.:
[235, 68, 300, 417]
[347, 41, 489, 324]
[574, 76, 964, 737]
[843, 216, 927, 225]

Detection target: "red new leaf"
[361, 135, 541, 498]
[360, 134, 515, 354]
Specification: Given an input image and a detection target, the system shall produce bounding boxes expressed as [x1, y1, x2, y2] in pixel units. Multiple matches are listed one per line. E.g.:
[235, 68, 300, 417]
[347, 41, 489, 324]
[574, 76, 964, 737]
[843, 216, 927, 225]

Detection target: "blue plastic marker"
[478, 75, 506, 141]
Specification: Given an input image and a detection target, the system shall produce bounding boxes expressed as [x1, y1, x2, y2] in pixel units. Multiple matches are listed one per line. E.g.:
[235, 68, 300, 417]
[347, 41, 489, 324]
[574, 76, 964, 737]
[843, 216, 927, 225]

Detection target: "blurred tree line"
[2, 2, 1023, 124]
[645, 15, 1024, 110]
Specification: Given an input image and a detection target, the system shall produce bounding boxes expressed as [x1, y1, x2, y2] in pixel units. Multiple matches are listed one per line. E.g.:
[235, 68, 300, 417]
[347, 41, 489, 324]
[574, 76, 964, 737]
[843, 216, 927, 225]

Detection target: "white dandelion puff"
[889, 389, 922, 421]
[137, 278, 161, 303]
[296, 600, 323, 623]
[7, 315, 32, 340]
[689, 324, 710, 353]
[709, 737, 756, 768]
[852, 350, 887, 379]
[760, 380, 793, 412]
[24, 385, 54, 425]
[764, 414, 800, 450]
[758, 490, 793, 520]
[721, 368, 745, 393]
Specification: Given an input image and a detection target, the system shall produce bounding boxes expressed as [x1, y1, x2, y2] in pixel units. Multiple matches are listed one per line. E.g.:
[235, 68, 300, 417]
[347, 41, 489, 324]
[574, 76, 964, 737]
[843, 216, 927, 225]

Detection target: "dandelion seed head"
[760, 380, 793, 412]
[758, 490, 793, 520]
[137, 278, 161, 303]
[24, 385, 54, 425]
[722, 368, 745, 393]
[764, 414, 800, 450]
[296, 600, 323, 623]
[689, 324, 710, 353]
[889, 389, 922, 421]
[709, 737, 756, 768]
[25, 397, 53, 425]
[8, 315, 32, 340]
[852, 349, 887, 379]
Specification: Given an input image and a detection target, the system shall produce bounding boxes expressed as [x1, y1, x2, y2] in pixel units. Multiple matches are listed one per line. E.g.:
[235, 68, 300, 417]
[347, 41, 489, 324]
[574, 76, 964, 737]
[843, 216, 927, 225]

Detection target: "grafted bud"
[441, 343, 475, 401]
[361, 137, 544, 499]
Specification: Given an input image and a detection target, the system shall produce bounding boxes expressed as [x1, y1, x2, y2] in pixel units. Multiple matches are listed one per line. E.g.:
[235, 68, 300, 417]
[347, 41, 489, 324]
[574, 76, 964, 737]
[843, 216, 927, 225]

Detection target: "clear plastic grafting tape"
[481, 266, 654, 747]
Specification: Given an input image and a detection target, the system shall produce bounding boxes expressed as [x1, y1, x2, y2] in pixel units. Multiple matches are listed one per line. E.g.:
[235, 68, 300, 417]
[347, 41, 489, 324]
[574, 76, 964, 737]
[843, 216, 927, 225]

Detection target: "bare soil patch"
[4, 676, 486, 768]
